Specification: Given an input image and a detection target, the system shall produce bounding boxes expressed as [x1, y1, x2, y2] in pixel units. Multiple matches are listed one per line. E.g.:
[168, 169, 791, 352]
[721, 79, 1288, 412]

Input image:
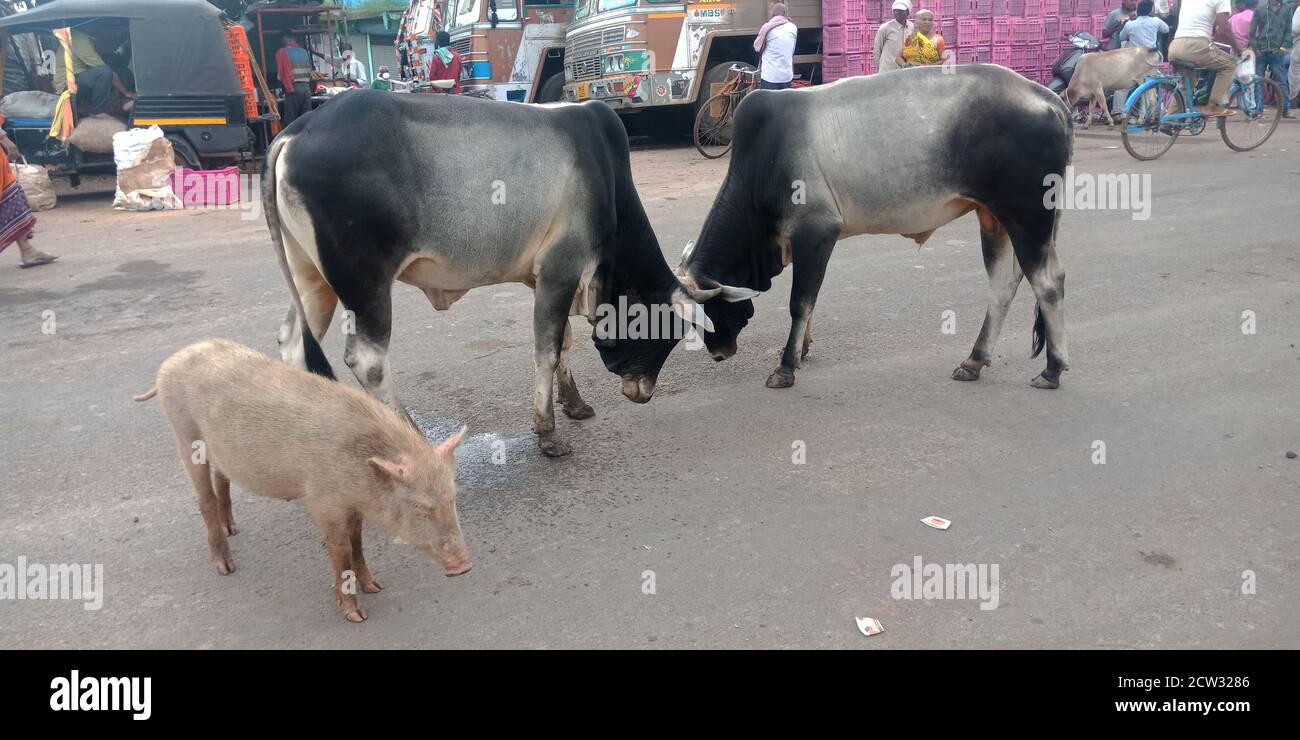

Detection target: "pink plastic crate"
[845, 22, 867, 53]
[847, 52, 868, 76]
[1011, 46, 1038, 70]
[844, 0, 867, 22]
[823, 0, 846, 27]
[1040, 0, 1060, 14]
[1013, 17, 1043, 45]
[993, 45, 1012, 67]
[939, 18, 958, 45]
[991, 0, 1009, 13]
[992, 17, 1012, 45]
[957, 18, 981, 46]
[938, 0, 961, 14]
[969, 0, 993, 16]
[823, 53, 847, 82]
[1071, 16, 1091, 35]
[172, 166, 241, 207]
[865, 0, 883, 22]
[1008, 0, 1026, 13]
[958, 44, 992, 63]
[825, 24, 846, 54]
[1092, 13, 1108, 36]
[1043, 15, 1060, 41]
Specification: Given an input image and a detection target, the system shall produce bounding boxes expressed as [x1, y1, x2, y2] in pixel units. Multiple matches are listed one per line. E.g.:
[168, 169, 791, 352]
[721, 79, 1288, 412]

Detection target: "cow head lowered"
[586, 257, 719, 403]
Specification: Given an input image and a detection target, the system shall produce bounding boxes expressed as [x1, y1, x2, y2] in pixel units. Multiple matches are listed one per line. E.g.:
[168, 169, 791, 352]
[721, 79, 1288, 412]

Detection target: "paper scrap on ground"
[921, 515, 951, 530]
[855, 617, 884, 637]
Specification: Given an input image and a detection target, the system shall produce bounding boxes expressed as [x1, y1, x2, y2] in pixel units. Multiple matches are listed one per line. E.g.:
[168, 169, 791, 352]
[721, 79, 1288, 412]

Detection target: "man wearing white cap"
[874, 0, 916, 73]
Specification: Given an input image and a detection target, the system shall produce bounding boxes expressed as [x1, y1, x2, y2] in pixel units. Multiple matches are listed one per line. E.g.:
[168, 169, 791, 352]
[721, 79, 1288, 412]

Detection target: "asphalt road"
[1, 121, 1297, 649]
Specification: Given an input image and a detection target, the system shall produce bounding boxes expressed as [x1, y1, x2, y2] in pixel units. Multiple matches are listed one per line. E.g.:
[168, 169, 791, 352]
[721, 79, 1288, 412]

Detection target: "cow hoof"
[361, 577, 383, 594]
[800, 345, 811, 361]
[342, 606, 367, 623]
[562, 402, 595, 420]
[765, 370, 795, 389]
[1030, 373, 1060, 390]
[539, 434, 573, 457]
[223, 523, 237, 537]
[952, 364, 982, 381]
[215, 556, 235, 575]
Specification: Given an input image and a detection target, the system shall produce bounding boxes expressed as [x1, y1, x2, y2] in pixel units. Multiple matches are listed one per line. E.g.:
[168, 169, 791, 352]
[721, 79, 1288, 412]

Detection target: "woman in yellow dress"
[897, 10, 951, 68]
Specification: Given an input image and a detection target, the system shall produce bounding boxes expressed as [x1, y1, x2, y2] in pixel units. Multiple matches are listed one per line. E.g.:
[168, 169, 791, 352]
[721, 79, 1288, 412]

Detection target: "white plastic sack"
[12, 162, 56, 211]
[111, 126, 181, 211]
[1235, 54, 1255, 84]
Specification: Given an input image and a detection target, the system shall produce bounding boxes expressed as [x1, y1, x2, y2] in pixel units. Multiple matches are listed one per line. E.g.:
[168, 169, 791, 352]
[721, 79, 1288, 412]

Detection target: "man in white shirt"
[318, 43, 369, 87]
[757, 3, 798, 89]
[873, 0, 915, 73]
[1169, 0, 1244, 116]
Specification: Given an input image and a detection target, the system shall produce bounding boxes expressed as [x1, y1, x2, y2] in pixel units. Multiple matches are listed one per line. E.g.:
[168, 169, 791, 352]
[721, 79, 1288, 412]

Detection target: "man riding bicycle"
[1169, 0, 1253, 117]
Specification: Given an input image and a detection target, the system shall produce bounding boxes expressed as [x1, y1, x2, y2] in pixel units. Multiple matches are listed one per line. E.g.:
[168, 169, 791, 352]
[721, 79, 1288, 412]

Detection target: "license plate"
[575, 82, 590, 100]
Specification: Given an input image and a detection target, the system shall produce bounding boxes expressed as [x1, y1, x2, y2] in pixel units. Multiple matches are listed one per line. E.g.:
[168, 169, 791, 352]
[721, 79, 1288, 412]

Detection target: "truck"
[560, 0, 821, 113]
[399, 0, 575, 103]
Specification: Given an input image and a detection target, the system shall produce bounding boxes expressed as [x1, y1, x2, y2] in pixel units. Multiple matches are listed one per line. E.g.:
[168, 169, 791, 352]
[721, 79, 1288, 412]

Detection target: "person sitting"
[1120, 0, 1172, 52]
[1169, 0, 1244, 118]
[74, 64, 133, 121]
[898, 9, 951, 67]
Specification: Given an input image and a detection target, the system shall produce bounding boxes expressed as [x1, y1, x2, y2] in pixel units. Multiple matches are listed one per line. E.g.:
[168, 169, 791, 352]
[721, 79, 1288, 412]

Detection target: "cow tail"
[1031, 304, 1046, 359]
[264, 136, 336, 380]
[133, 386, 157, 402]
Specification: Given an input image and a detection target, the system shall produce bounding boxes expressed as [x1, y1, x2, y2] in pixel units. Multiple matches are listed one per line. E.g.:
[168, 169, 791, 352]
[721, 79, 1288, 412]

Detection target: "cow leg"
[340, 288, 416, 427]
[556, 324, 594, 420]
[278, 240, 338, 369]
[532, 263, 583, 457]
[800, 317, 813, 362]
[1011, 225, 1069, 390]
[953, 211, 1023, 381]
[1096, 84, 1116, 128]
[767, 220, 839, 389]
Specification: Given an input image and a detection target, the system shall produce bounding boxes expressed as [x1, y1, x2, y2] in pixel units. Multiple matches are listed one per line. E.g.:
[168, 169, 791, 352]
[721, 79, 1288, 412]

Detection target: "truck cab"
[562, 0, 821, 110]
[438, 0, 575, 102]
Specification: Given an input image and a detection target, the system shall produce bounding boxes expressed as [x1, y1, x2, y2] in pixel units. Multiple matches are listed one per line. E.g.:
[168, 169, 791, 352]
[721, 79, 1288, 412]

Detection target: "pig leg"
[556, 324, 594, 420]
[177, 434, 234, 574]
[212, 467, 236, 537]
[348, 512, 382, 594]
[308, 504, 366, 622]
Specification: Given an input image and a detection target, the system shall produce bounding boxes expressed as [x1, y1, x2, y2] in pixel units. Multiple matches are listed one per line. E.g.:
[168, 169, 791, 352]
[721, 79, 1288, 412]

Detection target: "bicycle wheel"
[1121, 80, 1185, 161]
[1220, 76, 1283, 152]
[694, 93, 734, 159]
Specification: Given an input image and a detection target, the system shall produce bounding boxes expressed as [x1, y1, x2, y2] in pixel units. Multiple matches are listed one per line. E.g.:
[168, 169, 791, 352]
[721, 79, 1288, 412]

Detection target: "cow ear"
[436, 426, 467, 458]
[369, 455, 413, 484]
[671, 290, 714, 333]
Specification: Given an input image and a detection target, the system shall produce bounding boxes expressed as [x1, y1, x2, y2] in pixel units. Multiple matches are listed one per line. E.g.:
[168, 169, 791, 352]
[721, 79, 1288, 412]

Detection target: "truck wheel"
[537, 74, 565, 103]
[166, 133, 201, 170]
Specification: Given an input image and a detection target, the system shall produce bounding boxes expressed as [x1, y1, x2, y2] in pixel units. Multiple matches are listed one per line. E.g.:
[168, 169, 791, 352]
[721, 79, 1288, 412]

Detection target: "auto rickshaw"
[0, 0, 257, 182]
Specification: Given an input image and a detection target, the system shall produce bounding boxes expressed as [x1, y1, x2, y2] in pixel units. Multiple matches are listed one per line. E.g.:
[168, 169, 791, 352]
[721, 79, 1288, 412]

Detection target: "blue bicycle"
[1120, 59, 1283, 161]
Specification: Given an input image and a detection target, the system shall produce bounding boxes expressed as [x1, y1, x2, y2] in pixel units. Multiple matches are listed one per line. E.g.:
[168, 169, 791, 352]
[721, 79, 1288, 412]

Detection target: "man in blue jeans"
[1250, 0, 1294, 116]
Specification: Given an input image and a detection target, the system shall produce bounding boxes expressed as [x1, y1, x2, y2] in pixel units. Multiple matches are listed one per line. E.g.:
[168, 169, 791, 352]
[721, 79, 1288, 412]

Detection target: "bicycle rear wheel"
[1220, 76, 1283, 152]
[1121, 80, 1185, 161]
[694, 93, 735, 159]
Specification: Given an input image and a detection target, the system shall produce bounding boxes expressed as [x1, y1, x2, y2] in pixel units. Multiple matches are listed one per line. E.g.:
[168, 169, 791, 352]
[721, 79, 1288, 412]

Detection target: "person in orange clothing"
[0, 129, 56, 269]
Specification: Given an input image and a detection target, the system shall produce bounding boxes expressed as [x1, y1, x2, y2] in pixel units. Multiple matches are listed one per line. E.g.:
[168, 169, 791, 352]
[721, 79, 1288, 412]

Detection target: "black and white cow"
[679, 64, 1074, 390]
[264, 90, 716, 457]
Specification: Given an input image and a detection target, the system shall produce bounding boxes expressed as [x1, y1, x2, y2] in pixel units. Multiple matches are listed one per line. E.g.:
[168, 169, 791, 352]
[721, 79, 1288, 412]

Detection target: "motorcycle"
[1047, 31, 1103, 96]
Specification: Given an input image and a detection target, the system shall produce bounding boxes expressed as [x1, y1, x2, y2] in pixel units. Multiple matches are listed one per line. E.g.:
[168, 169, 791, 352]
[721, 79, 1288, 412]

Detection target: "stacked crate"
[829, 0, 1093, 85]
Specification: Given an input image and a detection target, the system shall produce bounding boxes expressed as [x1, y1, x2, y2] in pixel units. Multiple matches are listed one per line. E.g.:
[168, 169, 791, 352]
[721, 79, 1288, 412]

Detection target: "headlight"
[603, 54, 624, 75]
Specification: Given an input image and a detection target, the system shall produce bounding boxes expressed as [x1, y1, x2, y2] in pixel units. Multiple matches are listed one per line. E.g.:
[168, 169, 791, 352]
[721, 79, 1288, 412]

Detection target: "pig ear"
[436, 425, 467, 458]
[671, 290, 714, 333]
[368, 455, 413, 484]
